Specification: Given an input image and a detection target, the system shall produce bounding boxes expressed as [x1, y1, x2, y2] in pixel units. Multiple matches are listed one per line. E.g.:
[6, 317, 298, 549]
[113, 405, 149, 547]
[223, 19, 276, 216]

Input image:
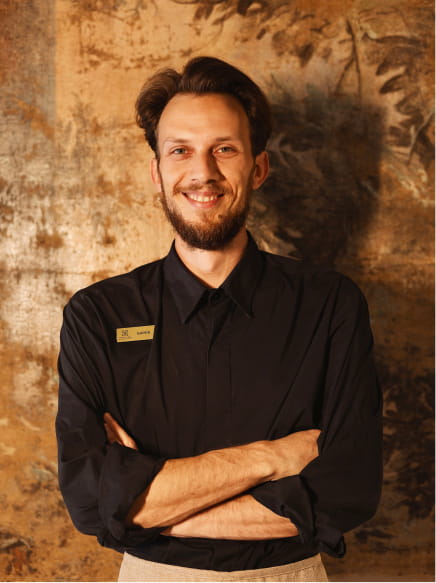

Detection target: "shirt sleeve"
[56, 292, 167, 550]
[250, 276, 383, 557]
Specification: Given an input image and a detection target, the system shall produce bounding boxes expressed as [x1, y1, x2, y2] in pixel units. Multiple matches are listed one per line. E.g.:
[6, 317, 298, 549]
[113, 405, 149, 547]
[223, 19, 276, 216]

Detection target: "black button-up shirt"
[56, 233, 382, 571]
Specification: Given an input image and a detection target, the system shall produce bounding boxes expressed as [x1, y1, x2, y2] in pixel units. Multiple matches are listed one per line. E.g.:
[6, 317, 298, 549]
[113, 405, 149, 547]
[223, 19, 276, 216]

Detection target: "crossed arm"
[104, 413, 320, 540]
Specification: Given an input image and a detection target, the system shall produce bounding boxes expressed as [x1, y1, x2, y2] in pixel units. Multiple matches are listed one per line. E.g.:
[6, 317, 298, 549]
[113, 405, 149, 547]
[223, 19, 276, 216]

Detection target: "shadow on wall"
[249, 88, 382, 267]
[249, 84, 435, 566]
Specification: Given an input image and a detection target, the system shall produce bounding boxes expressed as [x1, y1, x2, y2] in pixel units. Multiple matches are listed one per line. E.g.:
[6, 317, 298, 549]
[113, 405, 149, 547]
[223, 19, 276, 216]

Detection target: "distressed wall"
[0, 0, 434, 580]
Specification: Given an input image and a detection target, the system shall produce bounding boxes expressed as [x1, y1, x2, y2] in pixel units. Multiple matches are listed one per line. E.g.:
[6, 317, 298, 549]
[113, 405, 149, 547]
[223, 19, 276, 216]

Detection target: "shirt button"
[210, 290, 222, 304]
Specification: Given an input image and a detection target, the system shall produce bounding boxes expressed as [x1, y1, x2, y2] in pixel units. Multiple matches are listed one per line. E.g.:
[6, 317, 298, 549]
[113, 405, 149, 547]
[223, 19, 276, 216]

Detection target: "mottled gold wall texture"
[0, 0, 434, 580]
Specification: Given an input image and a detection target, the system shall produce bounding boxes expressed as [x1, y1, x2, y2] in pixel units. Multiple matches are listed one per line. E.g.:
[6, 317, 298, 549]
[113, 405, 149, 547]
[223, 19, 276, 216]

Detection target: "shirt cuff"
[250, 476, 345, 557]
[99, 443, 167, 546]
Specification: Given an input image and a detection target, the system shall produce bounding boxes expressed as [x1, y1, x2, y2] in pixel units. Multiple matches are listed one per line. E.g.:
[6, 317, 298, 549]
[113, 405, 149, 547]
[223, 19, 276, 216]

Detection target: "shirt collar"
[163, 232, 264, 323]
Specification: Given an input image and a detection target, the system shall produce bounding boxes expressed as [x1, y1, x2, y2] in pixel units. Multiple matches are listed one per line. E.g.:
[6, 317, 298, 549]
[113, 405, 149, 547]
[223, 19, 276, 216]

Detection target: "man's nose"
[189, 152, 222, 182]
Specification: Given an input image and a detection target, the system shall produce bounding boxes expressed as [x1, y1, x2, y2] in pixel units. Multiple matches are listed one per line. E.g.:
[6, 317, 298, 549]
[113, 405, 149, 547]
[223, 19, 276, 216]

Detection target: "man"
[56, 57, 383, 582]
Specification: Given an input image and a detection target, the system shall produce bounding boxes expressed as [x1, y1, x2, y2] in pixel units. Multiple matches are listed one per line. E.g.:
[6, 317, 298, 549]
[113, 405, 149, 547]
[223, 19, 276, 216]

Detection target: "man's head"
[136, 57, 271, 251]
[136, 56, 272, 159]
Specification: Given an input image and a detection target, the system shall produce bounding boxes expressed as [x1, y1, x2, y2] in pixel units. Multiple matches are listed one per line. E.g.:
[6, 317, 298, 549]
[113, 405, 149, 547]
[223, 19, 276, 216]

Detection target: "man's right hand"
[268, 429, 321, 481]
[103, 411, 320, 482]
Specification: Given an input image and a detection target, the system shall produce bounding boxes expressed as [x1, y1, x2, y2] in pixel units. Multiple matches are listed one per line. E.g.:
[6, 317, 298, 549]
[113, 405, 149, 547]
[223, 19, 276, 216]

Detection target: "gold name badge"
[116, 325, 155, 343]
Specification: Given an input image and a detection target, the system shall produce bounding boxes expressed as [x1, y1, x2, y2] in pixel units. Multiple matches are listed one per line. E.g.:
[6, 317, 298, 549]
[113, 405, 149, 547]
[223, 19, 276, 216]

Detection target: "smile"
[183, 192, 223, 203]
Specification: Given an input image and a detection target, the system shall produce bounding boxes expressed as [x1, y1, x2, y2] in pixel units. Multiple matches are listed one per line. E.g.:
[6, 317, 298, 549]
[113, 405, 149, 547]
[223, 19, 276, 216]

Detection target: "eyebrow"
[162, 136, 240, 145]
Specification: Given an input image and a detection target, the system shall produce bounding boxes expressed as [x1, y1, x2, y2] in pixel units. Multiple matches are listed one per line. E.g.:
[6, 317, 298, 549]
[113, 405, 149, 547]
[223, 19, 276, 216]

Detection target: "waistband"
[119, 552, 327, 582]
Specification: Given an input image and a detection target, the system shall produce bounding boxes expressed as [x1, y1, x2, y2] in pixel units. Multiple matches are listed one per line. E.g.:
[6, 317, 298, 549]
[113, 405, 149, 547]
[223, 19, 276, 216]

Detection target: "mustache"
[174, 182, 231, 195]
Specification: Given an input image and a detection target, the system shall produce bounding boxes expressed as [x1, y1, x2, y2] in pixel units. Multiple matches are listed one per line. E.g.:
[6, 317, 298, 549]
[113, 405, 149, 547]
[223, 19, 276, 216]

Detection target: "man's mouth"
[182, 191, 224, 203]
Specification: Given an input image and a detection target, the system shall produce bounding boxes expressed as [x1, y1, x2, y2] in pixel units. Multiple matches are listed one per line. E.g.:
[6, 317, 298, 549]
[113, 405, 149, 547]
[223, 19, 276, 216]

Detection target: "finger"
[103, 412, 138, 450]
[104, 422, 118, 444]
[104, 418, 120, 443]
[104, 412, 117, 428]
[124, 435, 138, 450]
[104, 412, 125, 437]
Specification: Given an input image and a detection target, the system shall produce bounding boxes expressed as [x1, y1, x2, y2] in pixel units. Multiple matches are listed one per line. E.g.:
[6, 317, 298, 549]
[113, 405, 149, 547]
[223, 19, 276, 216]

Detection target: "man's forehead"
[163, 91, 243, 110]
[157, 93, 250, 139]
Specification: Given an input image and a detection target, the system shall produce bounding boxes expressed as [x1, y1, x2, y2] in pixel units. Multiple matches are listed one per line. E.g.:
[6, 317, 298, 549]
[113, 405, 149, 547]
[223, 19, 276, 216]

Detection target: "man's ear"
[150, 157, 162, 191]
[252, 151, 269, 190]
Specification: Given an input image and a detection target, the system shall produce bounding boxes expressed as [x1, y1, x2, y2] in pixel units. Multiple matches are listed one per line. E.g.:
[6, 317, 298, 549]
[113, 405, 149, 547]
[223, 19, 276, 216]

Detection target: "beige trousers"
[118, 552, 328, 582]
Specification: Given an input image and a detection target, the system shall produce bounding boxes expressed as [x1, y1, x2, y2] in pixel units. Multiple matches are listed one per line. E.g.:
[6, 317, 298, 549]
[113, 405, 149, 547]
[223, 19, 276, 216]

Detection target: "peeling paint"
[0, 444, 16, 456]
[35, 230, 64, 249]
[18, 417, 40, 431]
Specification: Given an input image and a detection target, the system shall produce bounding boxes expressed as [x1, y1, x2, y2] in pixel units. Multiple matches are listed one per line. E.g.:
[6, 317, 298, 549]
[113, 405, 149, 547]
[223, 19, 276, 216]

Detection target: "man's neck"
[174, 229, 248, 289]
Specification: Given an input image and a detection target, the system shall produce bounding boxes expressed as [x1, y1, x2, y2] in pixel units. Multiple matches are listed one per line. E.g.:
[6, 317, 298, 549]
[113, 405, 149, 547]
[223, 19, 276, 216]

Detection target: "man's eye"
[171, 148, 187, 155]
[216, 146, 235, 154]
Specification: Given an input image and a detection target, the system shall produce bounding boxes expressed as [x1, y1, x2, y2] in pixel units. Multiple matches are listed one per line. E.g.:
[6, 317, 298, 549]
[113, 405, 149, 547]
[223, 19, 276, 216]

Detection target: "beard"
[159, 181, 253, 251]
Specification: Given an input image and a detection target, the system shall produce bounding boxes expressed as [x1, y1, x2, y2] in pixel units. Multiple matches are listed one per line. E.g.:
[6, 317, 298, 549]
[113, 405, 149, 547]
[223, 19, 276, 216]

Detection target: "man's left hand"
[104, 412, 138, 450]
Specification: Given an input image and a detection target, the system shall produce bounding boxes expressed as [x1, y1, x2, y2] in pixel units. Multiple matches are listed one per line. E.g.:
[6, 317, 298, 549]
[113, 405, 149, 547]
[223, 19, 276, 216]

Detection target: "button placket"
[204, 292, 233, 450]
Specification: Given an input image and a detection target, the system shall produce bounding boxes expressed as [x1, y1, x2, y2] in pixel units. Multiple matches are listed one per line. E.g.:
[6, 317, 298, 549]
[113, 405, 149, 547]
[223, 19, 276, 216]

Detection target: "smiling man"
[56, 57, 382, 582]
[152, 91, 267, 256]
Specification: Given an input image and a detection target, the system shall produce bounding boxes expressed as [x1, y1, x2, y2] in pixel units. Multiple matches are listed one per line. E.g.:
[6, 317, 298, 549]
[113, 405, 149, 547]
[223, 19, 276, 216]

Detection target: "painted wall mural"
[1, 0, 433, 580]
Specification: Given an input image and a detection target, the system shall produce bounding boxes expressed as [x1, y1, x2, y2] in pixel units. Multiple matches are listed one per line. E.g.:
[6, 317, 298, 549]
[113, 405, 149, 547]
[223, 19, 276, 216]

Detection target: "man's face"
[151, 93, 269, 250]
